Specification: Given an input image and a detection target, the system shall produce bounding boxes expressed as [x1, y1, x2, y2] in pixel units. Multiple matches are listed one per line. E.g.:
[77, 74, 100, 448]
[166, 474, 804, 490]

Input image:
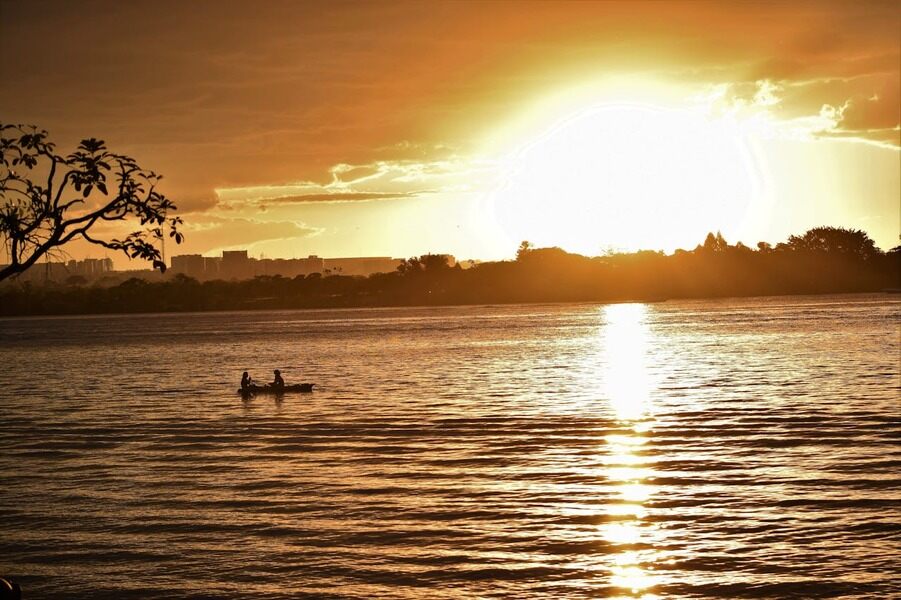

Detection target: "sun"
[489, 101, 765, 255]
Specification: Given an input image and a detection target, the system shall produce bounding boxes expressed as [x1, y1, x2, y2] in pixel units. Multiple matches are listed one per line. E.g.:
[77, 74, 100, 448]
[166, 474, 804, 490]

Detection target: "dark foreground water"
[1, 294, 899, 599]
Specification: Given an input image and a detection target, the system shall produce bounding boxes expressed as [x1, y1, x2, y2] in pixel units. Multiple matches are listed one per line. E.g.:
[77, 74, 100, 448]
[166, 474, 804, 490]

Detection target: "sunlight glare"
[602, 304, 653, 421]
[491, 99, 763, 254]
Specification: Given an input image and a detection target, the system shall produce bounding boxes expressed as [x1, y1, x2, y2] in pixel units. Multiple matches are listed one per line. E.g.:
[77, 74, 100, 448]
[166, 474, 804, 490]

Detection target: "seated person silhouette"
[270, 369, 285, 390]
[241, 371, 253, 391]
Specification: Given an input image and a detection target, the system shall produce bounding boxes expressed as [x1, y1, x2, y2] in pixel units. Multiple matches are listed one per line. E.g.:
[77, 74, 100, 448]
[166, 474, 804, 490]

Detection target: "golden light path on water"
[600, 303, 660, 599]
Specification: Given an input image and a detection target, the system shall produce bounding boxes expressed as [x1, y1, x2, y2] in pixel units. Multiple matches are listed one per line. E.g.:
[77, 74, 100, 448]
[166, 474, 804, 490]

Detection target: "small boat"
[238, 383, 315, 396]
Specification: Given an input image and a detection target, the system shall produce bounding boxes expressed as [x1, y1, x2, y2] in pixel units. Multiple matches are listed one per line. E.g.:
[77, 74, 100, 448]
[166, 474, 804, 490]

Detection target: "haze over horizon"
[1, 0, 898, 269]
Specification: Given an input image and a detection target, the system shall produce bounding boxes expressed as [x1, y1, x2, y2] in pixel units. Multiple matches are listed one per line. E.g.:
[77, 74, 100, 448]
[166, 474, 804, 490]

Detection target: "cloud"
[703, 77, 900, 148]
[262, 191, 422, 204]
[176, 216, 321, 254]
[831, 80, 900, 139]
[215, 156, 492, 210]
[169, 189, 220, 214]
[3, 0, 896, 233]
[328, 164, 384, 185]
[819, 127, 900, 146]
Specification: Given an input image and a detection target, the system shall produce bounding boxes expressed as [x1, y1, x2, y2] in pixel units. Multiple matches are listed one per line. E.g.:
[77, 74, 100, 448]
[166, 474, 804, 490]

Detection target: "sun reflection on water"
[600, 303, 660, 598]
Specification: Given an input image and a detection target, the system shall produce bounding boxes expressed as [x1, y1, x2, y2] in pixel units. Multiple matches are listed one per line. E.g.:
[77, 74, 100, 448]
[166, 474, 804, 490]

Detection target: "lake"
[1, 294, 899, 599]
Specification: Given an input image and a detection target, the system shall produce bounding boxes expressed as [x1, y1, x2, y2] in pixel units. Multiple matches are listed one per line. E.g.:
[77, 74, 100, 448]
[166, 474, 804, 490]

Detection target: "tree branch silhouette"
[0, 123, 183, 281]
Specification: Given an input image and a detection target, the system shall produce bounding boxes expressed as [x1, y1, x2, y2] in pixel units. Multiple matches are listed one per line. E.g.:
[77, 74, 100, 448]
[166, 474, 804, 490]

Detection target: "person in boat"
[269, 369, 285, 390]
[241, 371, 254, 391]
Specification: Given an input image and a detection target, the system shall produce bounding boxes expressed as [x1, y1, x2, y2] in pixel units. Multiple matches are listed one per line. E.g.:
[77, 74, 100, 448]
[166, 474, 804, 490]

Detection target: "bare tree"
[0, 123, 183, 281]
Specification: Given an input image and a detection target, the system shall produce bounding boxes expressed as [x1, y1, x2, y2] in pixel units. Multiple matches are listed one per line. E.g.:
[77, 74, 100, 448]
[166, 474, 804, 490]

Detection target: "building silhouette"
[170, 251, 411, 280]
[0, 257, 113, 283]
[2, 252, 453, 285]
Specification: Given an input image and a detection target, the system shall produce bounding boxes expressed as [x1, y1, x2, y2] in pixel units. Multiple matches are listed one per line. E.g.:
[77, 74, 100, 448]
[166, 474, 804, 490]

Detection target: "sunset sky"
[1, 0, 898, 266]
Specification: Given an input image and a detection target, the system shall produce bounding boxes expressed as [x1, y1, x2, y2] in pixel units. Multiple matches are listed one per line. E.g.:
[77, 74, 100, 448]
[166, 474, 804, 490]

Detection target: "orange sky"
[1, 0, 898, 265]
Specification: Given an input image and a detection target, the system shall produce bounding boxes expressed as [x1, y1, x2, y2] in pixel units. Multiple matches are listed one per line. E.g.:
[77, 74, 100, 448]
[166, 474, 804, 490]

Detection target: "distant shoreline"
[0, 290, 897, 320]
[3, 235, 898, 318]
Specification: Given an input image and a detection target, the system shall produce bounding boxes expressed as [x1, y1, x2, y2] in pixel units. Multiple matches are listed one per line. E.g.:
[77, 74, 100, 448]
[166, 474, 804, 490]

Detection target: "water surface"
[1, 294, 899, 598]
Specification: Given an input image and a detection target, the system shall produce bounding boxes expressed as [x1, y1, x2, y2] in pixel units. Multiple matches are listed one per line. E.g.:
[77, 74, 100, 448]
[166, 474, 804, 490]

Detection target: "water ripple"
[1, 294, 899, 598]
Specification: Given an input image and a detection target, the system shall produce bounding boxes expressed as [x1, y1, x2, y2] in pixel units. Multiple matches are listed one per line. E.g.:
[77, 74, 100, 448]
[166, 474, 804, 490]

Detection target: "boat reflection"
[600, 304, 660, 599]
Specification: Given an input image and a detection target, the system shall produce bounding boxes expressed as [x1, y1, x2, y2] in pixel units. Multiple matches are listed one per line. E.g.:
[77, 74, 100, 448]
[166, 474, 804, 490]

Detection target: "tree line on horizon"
[1, 226, 898, 316]
[3, 125, 898, 316]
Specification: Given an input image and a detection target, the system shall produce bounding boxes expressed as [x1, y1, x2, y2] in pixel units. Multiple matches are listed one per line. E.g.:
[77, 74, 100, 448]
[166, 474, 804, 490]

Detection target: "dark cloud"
[263, 191, 422, 204]
[839, 81, 900, 132]
[767, 73, 900, 142]
[170, 190, 220, 214]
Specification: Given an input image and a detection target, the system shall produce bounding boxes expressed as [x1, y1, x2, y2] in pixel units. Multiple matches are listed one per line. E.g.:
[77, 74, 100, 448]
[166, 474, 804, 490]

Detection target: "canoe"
[238, 383, 314, 395]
